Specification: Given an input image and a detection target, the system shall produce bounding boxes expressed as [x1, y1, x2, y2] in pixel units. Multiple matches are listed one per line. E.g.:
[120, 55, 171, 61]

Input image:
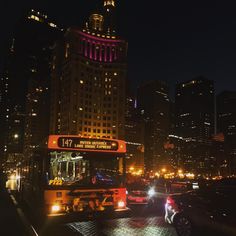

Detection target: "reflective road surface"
[65, 216, 177, 236]
[41, 204, 177, 236]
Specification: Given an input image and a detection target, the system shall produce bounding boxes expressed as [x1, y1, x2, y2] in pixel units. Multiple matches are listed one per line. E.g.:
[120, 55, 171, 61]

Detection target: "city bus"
[20, 135, 128, 218]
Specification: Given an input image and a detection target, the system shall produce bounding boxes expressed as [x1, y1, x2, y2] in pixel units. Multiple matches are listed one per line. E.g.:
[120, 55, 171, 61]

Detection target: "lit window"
[49, 22, 57, 28]
[65, 43, 70, 58]
[29, 15, 40, 22]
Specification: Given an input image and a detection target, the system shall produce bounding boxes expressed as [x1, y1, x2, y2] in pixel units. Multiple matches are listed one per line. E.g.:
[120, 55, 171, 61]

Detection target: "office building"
[174, 76, 215, 174]
[217, 91, 236, 174]
[50, 0, 128, 140]
[137, 80, 170, 172]
[1, 9, 62, 166]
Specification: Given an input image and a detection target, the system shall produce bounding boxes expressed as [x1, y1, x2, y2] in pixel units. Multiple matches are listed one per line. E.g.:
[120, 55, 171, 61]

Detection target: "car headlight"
[148, 187, 156, 197]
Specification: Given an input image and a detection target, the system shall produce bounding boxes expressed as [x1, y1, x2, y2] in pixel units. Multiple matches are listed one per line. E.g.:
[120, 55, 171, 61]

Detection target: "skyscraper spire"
[103, 0, 116, 34]
[104, 0, 115, 8]
[85, 0, 116, 35]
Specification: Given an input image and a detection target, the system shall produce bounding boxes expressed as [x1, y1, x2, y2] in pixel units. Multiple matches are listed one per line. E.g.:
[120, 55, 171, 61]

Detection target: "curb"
[8, 190, 39, 236]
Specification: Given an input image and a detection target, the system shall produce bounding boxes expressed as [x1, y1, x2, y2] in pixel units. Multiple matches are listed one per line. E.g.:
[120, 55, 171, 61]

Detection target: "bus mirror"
[71, 152, 83, 160]
[71, 152, 77, 158]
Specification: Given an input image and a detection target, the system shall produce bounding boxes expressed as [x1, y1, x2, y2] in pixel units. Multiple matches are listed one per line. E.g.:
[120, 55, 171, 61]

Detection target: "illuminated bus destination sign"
[58, 137, 118, 151]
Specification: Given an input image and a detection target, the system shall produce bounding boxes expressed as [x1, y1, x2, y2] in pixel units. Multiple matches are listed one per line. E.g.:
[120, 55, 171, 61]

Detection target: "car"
[165, 179, 236, 236]
[126, 183, 156, 206]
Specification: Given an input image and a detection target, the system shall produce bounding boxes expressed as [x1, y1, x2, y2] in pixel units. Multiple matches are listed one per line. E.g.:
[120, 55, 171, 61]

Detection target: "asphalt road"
[2, 189, 177, 236]
[65, 216, 177, 236]
[40, 204, 177, 236]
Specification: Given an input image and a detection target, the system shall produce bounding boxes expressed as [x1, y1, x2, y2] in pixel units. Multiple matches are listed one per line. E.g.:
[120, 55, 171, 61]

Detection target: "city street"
[1, 189, 177, 236]
[41, 203, 177, 236]
[60, 216, 176, 236]
[1, 0, 236, 235]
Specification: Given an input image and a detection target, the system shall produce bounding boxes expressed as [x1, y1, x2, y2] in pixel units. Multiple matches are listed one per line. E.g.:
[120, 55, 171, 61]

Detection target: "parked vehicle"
[165, 179, 236, 236]
[126, 183, 156, 206]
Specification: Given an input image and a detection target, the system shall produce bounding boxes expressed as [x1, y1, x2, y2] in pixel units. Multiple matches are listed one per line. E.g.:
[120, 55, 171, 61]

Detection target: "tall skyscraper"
[125, 94, 144, 174]
[217, 91, 236, 174]
[137, 80, 170, 172]
[50, 0, 127, 139]
[1, 9, 62, 166]
[175, 76, 215, 141]
[24, 79, 50, 156]
[174, 76, 215, 174]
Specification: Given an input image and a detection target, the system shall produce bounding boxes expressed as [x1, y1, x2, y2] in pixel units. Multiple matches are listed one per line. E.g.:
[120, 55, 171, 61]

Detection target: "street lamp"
[14, 134, 19, 139]
[161, 168, 166, 173]
[129, 166, 134, 171]
[178, 169, 183, 174]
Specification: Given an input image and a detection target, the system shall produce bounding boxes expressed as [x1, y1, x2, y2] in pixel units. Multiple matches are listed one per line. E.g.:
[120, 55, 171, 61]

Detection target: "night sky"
[1, 0, 236, 98]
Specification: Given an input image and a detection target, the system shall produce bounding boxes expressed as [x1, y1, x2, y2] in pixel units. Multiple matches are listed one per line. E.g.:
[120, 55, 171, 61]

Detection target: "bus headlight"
[148, 187, 156, 197]
[51, 204, 61, 213]
[10, 174, 16, 180]
[117, 200, 125, 208]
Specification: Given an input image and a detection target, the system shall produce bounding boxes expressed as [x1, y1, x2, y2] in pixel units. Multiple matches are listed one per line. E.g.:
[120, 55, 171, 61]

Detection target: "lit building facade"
[50, 1, 127, 139]
[217, 91, 236, 174]
[1, 9, 62, 167]
[174, 76, 215, 174]
[125, 94, 144, 174]
[137, 80, 170, 173]
[24, 80, 50, 156]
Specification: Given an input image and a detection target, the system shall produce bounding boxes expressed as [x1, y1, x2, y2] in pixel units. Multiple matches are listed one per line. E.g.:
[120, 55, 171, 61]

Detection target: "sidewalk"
[0, 188, 28, 236]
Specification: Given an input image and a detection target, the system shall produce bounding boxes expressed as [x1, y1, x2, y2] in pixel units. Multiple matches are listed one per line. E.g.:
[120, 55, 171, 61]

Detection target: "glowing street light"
[14, 134, 19, 139]
[178, 169, 183, 174]
[161, 168, 166, 173]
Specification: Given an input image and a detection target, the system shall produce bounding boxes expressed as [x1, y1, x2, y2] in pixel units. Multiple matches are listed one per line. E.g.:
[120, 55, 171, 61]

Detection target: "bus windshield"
[48, 151, 124, 187]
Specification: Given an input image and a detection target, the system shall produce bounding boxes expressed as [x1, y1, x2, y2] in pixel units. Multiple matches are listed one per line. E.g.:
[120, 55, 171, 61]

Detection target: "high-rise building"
[175, 76, 214, 141]
[217, 91, 236, 174]
[174, 76, 215, 174]
[50, 0, 127, 140]
[1, 9, 62, 166]
[125, 94, 144, 174]
[137, 80, 170, 173]
[24, 79, 50, 156]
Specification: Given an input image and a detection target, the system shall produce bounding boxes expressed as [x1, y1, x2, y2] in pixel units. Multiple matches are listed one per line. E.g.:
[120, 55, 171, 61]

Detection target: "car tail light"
[166, 196, 179, 212]
[166, 196, 175, 205]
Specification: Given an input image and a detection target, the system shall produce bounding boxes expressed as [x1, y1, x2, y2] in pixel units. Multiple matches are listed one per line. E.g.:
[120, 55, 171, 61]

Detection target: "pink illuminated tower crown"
[74, 0, 126, 63]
